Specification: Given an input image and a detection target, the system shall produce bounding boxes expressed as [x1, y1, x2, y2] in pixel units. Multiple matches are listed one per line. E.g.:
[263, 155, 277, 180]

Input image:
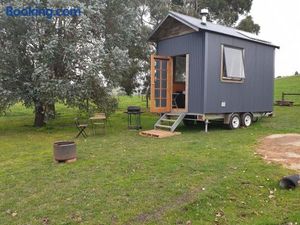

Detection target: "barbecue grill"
[124, 106, 142, 130]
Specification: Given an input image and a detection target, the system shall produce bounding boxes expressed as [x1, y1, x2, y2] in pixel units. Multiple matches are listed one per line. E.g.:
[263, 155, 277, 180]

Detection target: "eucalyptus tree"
[0, 0, 125, 126]
[236, 15, 260, 35]
[100, 0, 152, 95]
[144, 0, 259, 31]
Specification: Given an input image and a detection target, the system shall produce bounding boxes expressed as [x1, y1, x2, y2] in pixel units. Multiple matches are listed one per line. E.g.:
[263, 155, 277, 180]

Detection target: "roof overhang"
[148, 11, 280, 49]
[147, 13, 199, 42]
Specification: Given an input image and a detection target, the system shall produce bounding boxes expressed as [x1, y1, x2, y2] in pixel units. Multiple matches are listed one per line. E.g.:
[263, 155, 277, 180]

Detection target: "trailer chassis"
[183, 112, 273, 132]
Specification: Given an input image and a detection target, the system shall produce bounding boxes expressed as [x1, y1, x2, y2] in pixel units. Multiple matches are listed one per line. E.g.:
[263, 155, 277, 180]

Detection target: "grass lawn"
[1, 77, 300, 225]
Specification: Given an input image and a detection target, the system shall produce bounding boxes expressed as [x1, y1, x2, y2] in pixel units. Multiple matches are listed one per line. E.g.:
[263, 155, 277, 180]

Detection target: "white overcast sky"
[250, 0, 300, 76]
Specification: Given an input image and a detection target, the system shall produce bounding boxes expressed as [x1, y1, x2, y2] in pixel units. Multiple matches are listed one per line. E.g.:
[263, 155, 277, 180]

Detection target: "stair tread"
[155, 124, 172, 128]
[161, 119, 177, 122]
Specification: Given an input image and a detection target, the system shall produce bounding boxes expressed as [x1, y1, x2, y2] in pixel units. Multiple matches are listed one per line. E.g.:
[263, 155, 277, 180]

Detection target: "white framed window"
[221, 45, 245, 82]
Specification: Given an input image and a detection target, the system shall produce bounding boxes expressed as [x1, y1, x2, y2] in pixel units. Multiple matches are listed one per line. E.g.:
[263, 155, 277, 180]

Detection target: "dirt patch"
[257, 134, 300, 172]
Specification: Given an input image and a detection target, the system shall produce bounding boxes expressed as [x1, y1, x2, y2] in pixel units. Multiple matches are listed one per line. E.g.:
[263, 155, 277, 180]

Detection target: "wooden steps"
[154, 113, 186, 132]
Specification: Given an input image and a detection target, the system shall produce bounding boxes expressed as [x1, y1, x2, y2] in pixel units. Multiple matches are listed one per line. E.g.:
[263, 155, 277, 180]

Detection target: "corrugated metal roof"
[149, 11, 279, 49]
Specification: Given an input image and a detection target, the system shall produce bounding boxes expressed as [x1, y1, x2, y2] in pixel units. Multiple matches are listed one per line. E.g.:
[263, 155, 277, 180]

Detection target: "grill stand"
[125, 106, 143, 130]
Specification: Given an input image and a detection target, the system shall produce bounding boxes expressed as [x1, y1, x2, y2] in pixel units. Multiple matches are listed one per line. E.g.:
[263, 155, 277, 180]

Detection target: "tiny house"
[148, 11, 279, 132]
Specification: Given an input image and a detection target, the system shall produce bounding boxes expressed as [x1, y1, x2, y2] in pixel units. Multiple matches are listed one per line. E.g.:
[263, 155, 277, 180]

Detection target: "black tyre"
[241, 113, 252, 127]
[229, 113, 241, 129]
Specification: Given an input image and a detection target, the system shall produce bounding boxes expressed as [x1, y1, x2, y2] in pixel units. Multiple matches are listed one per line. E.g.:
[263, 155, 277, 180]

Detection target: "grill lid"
[127, 106, 141, 112]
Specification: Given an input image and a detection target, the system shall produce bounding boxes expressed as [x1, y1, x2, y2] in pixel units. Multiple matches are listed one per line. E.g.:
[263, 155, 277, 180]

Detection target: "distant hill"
[274, 76, 300, 102]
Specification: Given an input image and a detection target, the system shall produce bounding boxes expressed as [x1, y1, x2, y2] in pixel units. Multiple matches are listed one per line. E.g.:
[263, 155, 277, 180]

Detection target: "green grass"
[1, 77, 300, 225]
[275, 75, 300, 102]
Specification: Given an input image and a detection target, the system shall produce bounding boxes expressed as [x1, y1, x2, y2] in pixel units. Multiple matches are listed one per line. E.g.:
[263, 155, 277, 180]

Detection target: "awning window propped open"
[223, 46, 245, 79]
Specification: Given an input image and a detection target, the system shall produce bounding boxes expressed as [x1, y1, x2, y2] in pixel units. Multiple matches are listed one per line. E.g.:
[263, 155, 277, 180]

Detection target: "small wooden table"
[89, 115, 106, 134]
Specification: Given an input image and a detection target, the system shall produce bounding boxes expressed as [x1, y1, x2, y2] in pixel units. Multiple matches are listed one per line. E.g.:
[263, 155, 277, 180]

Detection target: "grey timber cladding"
[150, 11, 278, 115]
[157, 32, 205, 113]
[204, 32, 275, 114]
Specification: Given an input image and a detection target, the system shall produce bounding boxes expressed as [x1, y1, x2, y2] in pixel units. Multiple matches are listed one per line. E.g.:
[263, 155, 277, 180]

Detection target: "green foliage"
[237, 15, 260, 34]
[200, 0, 253, 26]
[101, 0, 151, 95]
[0, 0, 131, 126]
[274, 76, 300, 102]
[93, 95, 118, 118]
[145, 0, 255, 27]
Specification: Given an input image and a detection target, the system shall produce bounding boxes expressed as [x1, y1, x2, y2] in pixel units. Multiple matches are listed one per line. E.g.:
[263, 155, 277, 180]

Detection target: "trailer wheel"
[229, 113, 241, 129]
[241, 113, 252, 127]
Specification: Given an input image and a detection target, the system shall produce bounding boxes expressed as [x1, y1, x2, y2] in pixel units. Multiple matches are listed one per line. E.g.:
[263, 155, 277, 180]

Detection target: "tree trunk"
[34, 103, 45, 127]
[46, 103, 56, 119]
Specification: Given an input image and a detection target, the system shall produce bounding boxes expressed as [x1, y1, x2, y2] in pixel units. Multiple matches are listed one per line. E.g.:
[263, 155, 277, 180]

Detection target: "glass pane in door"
[154, 58, 168, 108]
[161, 89, 166, 98]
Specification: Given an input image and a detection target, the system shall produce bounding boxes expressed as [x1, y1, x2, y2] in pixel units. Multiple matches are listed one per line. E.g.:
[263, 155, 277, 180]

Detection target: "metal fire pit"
[124, 106, 143, 130]
[53, 141, 76, 162]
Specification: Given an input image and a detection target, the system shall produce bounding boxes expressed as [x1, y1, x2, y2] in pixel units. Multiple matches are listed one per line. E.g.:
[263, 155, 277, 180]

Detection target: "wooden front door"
[150, 55, 173, 113]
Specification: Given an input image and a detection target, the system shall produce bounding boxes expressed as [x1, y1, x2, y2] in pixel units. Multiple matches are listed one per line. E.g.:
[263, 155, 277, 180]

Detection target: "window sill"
[220, 77, 245, 83]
